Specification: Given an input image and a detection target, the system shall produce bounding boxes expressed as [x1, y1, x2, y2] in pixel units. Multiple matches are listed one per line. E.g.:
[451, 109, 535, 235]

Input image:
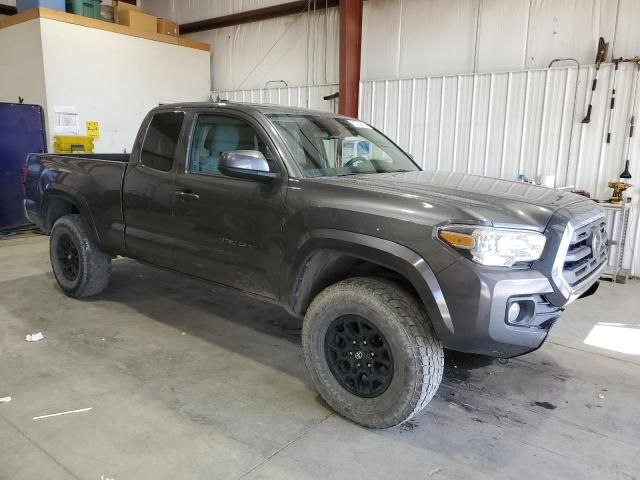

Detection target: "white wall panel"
[526, 0, 600, 68]
[360, 63, 640, 275]
[476, 0, 529, 72]
[612, 0, 640, 59]
[143, 0, 338, 91]
[360, 0, 401, 80]
[399, 0, 478, 78]
[362, 0, 640, 81]
[362, 0, 479, 80]
[39, 18, 210, 152]
[0, 19, 47, 108]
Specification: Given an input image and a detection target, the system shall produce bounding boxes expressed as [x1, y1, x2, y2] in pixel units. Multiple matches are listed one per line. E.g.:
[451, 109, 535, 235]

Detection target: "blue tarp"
[0, 103, 46, 231]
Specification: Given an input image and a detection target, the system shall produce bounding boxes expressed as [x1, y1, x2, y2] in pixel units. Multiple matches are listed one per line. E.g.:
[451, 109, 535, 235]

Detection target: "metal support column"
[338, 0, 363, 117]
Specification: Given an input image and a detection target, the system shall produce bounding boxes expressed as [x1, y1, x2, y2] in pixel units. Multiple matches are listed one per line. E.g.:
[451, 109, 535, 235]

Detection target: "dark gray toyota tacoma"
[23, 102, 607, 428]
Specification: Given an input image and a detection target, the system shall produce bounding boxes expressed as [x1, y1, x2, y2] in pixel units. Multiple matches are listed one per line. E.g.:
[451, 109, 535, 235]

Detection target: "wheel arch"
[43, 188, 100, 245]
[281, 229, 454, 338]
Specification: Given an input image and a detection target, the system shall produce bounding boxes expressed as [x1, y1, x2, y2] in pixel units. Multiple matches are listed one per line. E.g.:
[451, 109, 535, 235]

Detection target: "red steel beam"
[338, 0, 363, 117]
[181, 0, 339, 34]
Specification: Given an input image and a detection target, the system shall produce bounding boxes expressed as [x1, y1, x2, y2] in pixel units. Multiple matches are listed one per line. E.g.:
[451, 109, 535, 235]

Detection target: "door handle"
[174, 191, 200, 200]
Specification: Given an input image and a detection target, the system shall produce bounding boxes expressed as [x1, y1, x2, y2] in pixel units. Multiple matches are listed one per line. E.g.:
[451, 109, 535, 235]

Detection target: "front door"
[171, 113, 287, 299]
[123, 110, 186, 268]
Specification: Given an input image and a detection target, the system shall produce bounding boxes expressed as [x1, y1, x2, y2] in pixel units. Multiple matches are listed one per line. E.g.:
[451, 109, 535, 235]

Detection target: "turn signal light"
[438, 230, 475, 249]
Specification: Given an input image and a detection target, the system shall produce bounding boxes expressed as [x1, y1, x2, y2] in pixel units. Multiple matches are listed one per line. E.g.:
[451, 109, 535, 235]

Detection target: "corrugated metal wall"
[361, 0, 640, 80]
[213, 83, 339, 113]
[359, 62, 639, 275]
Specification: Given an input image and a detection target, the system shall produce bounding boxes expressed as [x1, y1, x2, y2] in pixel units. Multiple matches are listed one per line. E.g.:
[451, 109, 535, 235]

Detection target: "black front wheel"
[324, 314, 394, 398]
[50, 214, 111, 298]
[302, 277, 444, 428]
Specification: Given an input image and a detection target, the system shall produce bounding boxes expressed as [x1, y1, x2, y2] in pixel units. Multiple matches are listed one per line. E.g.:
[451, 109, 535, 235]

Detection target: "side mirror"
[219, 150, 279, 183]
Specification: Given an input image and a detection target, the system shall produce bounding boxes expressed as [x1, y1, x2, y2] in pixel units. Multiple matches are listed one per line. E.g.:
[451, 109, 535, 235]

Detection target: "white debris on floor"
[25, 332, 45, 342]
[32, 407, 93, 420]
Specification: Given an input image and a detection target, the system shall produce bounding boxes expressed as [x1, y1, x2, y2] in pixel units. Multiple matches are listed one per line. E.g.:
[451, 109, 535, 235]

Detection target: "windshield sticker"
[348, 120, 372, 129]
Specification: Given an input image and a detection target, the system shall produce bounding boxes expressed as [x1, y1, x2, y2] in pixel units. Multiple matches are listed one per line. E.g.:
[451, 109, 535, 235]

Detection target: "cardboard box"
[113, 0, 139, 23]
[157, 18, 179, 36]
[117, 9, 157, 33]
[113, 1, 139, 13]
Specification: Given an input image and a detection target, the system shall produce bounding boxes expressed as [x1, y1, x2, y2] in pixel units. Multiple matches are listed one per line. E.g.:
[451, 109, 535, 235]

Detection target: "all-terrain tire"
[302, 276, 444, 428]
[50, 214, 111, 298]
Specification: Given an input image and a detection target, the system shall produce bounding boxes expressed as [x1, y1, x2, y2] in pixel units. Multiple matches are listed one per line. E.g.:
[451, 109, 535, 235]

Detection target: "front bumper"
[433, 259, 565, 358]
[427, 200, 607, 358]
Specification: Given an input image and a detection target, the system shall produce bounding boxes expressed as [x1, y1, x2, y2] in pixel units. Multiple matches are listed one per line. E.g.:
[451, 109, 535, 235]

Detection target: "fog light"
[507, 302, 521, 323]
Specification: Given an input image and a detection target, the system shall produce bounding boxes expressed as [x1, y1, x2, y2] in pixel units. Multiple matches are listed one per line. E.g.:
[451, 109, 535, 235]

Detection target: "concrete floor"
[1, 232, 639, 480]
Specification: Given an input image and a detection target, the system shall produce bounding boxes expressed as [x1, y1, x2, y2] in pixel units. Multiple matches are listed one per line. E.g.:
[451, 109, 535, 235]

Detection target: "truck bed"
[23, 152, 129, 253]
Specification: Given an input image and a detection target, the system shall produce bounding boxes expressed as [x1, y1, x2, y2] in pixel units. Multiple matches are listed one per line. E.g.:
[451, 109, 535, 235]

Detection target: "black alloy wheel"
[324, 314, 394, 398]
[56, 233, 80, 281]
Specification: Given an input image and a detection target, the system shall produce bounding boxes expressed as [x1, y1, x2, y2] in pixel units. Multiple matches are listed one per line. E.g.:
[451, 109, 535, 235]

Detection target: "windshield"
[267, 114, 420, 177]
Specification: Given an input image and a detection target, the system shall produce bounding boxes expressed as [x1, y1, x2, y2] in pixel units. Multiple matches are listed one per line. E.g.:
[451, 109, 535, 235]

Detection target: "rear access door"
[123, 110, 187, 268]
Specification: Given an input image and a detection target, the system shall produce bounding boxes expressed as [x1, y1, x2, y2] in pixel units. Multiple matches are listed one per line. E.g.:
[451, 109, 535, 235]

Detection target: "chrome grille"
[562, 219, 607, 288]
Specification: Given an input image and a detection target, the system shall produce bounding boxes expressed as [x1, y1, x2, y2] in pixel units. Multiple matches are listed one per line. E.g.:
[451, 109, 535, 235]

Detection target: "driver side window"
[189, 115, 270, 176]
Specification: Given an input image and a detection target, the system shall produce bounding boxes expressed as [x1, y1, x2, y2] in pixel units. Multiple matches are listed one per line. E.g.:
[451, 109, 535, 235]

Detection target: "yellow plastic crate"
[53, 135, 94, 154]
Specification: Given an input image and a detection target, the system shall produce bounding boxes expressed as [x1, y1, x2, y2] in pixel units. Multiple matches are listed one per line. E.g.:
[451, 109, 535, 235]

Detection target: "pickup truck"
[24, 102, 607, 428]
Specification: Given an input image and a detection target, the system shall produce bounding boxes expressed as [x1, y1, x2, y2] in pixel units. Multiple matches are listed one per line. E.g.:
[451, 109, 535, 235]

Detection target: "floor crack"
[0, 414, 82, 480]
[236, 412, 334, 479]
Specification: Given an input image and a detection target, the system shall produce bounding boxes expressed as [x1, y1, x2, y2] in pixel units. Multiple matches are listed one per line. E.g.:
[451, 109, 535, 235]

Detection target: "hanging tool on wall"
[606, 57, 623, 143]
[623, 58, 640, 170]
[608, 58, 639, 203]
[582, 37, 609, 124]
[625, 59, 640, 157]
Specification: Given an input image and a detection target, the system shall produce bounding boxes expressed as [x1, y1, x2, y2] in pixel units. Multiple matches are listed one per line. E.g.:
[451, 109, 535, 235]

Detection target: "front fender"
[281, 229, 454, 339]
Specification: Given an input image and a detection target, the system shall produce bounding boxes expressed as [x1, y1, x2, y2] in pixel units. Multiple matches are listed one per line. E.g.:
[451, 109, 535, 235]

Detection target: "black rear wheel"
[55, 233, 80, 281]
[50, 214, 111, 298]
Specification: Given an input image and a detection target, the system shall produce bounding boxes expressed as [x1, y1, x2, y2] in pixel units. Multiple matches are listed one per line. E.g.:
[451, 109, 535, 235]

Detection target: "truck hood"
[315, 170, 589, 231]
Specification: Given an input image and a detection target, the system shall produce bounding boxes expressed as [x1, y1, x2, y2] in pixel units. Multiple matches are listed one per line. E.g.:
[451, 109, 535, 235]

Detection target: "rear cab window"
[140, 111, 185, 172]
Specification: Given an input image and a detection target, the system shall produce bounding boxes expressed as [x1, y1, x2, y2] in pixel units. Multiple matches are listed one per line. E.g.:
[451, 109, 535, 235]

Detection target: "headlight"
[438, 225, 546, 267]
